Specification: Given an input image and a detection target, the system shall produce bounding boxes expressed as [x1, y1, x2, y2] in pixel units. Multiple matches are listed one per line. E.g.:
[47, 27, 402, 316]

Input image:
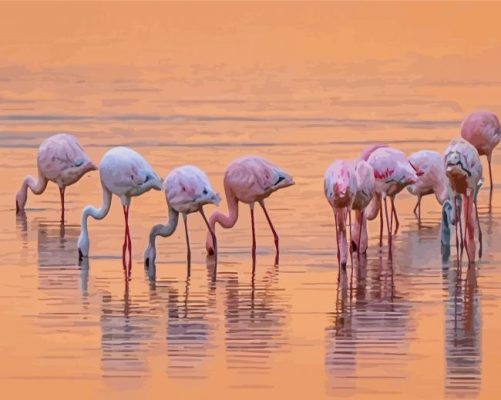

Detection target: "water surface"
[1, 3, 501, 399]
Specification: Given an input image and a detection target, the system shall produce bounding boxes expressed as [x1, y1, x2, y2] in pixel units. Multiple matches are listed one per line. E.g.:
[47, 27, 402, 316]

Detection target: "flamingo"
[364, 146, 417, 254]
[144, 165, 221, 271]
[350, 160, 376, 257]
[324, 160, 357, 270]
[205, 156, 294, 266]
[407, 150, 449, 224]
[15, 133, 97, 221]
[77, 147, 162, 278]
[461, 111, 500, 207]
[443, 138, 483, 264]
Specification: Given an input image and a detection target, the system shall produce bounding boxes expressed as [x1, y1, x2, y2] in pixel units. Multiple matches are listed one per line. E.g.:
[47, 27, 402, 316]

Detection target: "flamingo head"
[144, 242, 157, 271]
[15, 188, 27, 213]
[77, 230, 89, 261]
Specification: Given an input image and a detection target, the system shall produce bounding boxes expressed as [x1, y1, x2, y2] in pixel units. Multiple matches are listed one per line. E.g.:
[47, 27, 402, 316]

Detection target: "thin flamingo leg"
[127, 226, 132, 279]
[125, 205, 132, 279]
[357, 210, 363, 259]
[59, 187, 65, 223]
[488, 154, 493, 210]
[475, 199, 482, 259]
[258, 200, 279, 265]
[182, 213, 191, 268]
[457, 198, 464, 257]
[378, 201, 383, 247]
[391, 197, 399, 234]
[384, 196, 392, 257]
[454, 196, 460, 260]
[348, 209, 353, 267]
[415, 196, 422, 225]
[250, 204, 257, 268]
[464, 194, 471, 263]
[334, 210, 341, 279]
[200, 208, 217, 266]
[413, 197, 420, 219]
[122, 205, 129, 277]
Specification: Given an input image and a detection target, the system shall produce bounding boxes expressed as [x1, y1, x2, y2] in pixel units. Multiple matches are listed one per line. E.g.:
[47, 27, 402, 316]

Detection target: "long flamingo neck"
[148, 206, 179, 247]
[80, 186, 112, 239]
[364, 193, 381, 221]
[209, 186, 239, 232]
[25, 175, 47, 194]
[16, 174, 48, 210]
[435, 175, 450, 205]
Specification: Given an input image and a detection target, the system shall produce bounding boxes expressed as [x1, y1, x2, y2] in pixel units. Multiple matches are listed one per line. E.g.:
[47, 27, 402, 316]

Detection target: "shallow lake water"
[1, 3, 501, 399]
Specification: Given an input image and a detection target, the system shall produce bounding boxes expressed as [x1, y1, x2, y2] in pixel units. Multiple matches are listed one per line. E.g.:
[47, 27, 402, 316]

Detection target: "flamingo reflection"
[443, 264, 481, 396]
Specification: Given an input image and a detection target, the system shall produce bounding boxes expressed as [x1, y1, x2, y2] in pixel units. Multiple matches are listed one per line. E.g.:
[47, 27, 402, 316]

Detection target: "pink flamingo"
[350, 160, 375, 257]
[77, 147, 162, 278]
[444, 138, 483, 264]
[364, 146, 417, 254]
[205, 156, 294, 266]
[407, 150, 449, 224]
[461, 111, 500, 206]
[144, 165, 220, 270]
[15, 133, 97, 221]
[324, 160, 357, 269]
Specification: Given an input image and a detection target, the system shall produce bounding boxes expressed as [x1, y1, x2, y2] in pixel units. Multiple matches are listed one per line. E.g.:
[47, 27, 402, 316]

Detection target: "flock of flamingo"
[15, 110, 500, 279]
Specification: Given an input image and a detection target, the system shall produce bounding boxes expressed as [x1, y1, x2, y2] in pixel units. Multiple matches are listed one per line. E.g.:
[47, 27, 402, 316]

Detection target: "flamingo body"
[444, 139, 482, 197]
[461, 111, 500, 206]
[461, 111, 500, 158]
[78, 146, 162, 277]
[98, 147, 162, 203]
[223, 156, 294, 204]
[205, 156, 294, 265]
[352, 160, 375, 212]
[324, 160, 357, 268]
[407, 150, 449, 222]
[351, 160, 376, 255]
[365, 146, 417, 252]
[15, 133, 97, 218]
[367, 147, 417, 197]
[144, 165, 220, 268]
[443, 138, 483, 263]
[324, 160, 357, 209]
